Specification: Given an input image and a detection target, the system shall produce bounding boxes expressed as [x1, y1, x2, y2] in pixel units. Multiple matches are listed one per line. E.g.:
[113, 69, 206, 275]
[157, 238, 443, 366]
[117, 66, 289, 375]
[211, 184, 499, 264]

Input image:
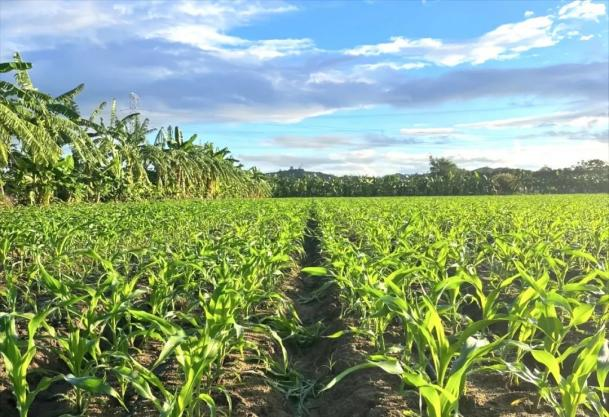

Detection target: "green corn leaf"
[301, 266, 327, 277]
[596, 340, 609, 397]
[114, 366, 163, 410]
[367, 355, 404, 375]
[63, 374, 126, 409]
[532, 350, 562, 384]
[198, 393, 216, 417]
[569, 304, 594, 327]
[321, 362, 376, 392]
[152, 332, 186, 370]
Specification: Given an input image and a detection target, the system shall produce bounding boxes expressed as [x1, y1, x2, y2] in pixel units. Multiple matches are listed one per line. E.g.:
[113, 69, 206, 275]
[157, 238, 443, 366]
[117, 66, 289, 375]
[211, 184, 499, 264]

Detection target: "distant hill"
[266, 168, 336, 180]
[473, 166, 526, 175]
[267, 168, 416, 179]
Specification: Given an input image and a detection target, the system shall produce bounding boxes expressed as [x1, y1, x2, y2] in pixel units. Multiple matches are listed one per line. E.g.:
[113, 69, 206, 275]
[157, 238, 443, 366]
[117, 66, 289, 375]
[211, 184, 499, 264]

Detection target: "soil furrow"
[282, 214, 409, 417]
[229, 212, 409, 417]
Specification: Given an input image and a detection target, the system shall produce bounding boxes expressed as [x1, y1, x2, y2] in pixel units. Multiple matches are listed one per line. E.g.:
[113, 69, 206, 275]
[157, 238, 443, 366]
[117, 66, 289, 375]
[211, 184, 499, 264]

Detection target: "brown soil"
[462, 373, 554, 417]
[219, 332, 293, 417]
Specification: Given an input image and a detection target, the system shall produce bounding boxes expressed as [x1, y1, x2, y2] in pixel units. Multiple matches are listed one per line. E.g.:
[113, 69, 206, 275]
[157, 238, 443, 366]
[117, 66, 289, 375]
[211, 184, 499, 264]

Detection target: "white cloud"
[0, 0, 121, 54]
[151, 26, 314, 61]
[241, 38, 315, 60]
[144, 1, 311, 60]
[307, 62, 426, 86]
[356, 62, 428, 71]
[344, 16, 558, 66]
[151, 25, 245, 50]
[385, 140, 608, 172]
[1, 0, 309, 61]
[559, 0, 606, 21]
[177, 1, 297, 24]
[458, 111, 609, 130]
[580, 34, 595, 41]
[146, 3, 313, 61]
[307, 70, 373, 85]
[346, 37, 441, 56]
[213, 104, 340, 123]
[343, 1, 607, 68]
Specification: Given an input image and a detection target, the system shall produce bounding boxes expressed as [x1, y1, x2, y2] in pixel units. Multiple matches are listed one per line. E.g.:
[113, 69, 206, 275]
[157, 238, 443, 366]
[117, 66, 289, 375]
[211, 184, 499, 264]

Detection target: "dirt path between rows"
[279, 216, 410, 417]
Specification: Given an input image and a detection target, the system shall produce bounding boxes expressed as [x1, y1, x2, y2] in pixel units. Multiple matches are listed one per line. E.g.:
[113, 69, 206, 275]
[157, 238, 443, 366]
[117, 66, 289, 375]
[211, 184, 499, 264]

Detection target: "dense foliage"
[0, 54, 271, 205]
[269, 157, 609, 197]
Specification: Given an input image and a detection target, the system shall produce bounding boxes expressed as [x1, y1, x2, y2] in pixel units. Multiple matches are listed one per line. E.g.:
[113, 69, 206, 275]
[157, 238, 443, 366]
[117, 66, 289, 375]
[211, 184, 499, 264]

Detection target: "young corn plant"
[324, 295, 505, 417]
[0, 309, 59, 417]
[505, 331, 609, 417]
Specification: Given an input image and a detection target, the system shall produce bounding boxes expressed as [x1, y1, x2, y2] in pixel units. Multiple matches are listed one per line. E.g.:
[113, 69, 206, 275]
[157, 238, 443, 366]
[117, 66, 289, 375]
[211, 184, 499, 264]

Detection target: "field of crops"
[1, 195, 608, 417]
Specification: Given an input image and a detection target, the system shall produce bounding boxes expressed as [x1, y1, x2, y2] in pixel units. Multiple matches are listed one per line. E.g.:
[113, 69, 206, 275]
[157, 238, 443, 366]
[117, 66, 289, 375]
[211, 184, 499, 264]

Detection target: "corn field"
[1, 195, 608, 417]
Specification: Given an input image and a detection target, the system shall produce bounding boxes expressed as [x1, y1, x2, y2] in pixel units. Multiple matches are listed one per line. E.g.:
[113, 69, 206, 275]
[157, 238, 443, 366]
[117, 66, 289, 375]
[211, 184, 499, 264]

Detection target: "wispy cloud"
[458, 110, 609, 130]
[264, 135, 355, 148]
[260, 132, 445, 150]
[344, 16, 559, 66]
[399, 127, 458, 136]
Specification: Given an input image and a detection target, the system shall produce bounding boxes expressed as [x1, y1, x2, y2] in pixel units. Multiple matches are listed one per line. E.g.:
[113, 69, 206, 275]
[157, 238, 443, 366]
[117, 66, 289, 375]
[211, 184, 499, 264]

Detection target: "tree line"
[269, 157, 609, 197]
[1, 53, 271, 205]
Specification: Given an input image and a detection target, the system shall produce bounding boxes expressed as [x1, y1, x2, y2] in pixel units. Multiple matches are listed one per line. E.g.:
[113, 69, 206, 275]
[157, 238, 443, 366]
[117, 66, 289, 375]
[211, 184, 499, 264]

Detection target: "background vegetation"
[1, 54, 271, 206]
[269, 157, 609, 197]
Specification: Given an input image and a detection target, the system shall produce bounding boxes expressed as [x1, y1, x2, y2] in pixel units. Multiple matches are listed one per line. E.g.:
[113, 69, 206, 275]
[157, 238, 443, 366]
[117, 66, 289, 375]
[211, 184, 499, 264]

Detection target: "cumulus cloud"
[8, 32, 606, 125]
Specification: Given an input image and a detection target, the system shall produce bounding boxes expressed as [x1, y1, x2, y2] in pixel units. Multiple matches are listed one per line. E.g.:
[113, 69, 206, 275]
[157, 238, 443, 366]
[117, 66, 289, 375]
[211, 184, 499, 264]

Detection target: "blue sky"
[1, 0, 607, 175]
